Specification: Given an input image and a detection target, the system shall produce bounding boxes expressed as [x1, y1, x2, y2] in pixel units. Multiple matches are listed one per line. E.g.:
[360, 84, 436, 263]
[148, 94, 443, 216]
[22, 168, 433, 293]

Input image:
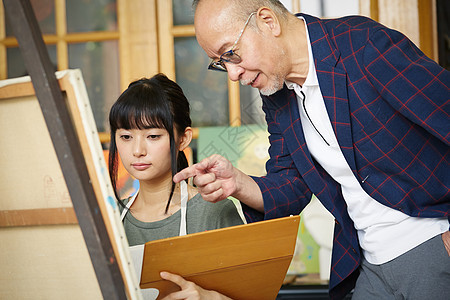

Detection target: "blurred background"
[1, 0, 448, 298]
[1, 0, 447, 141]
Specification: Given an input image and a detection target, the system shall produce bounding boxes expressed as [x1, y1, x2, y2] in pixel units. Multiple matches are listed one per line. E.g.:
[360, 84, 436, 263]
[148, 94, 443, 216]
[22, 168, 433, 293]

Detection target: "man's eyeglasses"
[208, 12, 256, 72]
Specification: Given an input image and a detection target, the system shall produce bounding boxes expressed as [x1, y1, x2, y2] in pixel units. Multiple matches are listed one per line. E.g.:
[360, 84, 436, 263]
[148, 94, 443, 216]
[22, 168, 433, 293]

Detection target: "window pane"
[66, 0, 117, 33]
[5, 0, 55, 36]
[175, 37, 229, 127]
[7, 45, 57, 78]
[240, 85, 266, 126]
[173, 0, 194, 26]
[69, 41, 120, 132]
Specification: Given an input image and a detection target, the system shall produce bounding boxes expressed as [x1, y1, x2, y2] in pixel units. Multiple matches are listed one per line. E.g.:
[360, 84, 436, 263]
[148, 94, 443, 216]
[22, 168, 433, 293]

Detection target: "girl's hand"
[159, 271, 232, 300]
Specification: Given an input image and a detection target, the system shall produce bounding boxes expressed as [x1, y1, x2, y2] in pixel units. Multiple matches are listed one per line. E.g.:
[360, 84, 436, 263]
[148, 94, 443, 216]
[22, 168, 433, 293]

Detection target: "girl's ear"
[178, 127, 193, 151]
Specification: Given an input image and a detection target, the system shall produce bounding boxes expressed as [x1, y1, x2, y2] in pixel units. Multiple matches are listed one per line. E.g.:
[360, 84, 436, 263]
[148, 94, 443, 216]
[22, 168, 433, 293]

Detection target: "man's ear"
[178, 127, 193, 151]
[256, 7, 282, 36]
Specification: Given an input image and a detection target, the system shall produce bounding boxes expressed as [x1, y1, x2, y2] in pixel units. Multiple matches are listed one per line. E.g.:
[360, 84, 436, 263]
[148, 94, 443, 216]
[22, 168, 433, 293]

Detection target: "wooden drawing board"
[0, 70, 141, 299]
[141, 215, 300, 300]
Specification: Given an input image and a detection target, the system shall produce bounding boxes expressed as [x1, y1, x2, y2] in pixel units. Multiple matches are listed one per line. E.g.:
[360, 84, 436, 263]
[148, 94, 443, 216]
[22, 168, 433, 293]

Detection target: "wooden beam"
[157, 0, 175, 79]
[1, 0, 126, 299]
[0, 208, 77, 227]
[0, 0, 6, 79]
[55, 0, 67, 70]
[418, 0, 437, 61]
[1, 31, 120, 47]
[228, 79, 241, 126]
[370, 0, 379, 22]
[118, 0, 159, 90]
[171, 24, 195, 37]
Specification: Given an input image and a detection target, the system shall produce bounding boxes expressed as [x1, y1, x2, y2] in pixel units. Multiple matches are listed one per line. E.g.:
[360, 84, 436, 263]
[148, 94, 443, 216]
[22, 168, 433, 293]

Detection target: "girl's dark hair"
[108, 73, 191, 213]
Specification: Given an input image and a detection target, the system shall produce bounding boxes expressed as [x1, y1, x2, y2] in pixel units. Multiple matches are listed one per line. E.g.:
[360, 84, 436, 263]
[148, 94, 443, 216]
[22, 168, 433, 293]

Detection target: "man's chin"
[259, 85, 282, 96]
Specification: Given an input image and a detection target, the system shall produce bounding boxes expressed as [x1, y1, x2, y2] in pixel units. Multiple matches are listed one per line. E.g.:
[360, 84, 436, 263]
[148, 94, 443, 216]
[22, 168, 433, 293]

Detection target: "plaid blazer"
[243, 14, 450, 299]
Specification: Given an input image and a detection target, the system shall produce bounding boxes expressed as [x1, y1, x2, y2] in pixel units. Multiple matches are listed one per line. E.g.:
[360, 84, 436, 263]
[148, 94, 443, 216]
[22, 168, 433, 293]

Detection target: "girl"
[108, 73, 242, 299]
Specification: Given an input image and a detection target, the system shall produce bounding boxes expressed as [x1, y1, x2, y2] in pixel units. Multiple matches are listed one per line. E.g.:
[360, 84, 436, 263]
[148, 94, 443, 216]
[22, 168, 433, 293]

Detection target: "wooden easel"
[1, 0, 133, 298]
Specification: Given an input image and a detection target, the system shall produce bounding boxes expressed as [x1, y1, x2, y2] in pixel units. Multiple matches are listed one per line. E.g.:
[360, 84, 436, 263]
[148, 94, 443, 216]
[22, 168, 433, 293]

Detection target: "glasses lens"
[221, 50, 241, 64]
[208, 61, 227, 72]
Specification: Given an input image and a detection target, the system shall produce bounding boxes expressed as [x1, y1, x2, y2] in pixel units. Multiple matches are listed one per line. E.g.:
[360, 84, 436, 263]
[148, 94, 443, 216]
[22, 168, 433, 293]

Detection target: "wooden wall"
[359, 0, 437, 61]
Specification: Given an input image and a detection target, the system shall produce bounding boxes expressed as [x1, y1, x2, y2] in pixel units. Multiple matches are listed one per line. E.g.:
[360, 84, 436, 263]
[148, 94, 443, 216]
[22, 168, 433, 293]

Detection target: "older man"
[175, 0, 450, 299]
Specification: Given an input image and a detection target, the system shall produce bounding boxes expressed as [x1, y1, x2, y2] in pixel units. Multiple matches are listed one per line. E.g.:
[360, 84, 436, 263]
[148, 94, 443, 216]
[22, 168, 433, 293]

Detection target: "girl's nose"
[132, 137, 146, 157]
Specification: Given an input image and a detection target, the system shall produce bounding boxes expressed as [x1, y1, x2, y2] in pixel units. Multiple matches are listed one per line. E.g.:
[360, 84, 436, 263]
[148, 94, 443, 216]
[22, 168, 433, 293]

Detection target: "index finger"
[160, 271, 188, 289]
[173, 164, 200, 183]
[173, 156, 217, 183]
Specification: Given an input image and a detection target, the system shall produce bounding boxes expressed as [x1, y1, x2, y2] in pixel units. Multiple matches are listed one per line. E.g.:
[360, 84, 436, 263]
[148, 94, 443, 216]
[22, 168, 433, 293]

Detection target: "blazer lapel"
[303, 13, 357, 172]
[316, 61, 357, 172]
[272, 88, 329, 197]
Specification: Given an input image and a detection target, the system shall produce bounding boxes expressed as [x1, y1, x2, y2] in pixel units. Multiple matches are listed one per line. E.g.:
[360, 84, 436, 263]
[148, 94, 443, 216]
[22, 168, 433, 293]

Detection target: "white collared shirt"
[285, 17, 448, 264]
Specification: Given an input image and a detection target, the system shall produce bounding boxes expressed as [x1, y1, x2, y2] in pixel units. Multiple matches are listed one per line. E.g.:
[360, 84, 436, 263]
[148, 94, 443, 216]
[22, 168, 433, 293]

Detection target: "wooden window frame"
[0, 0, 438, 142]
[0, 0, 120, 78]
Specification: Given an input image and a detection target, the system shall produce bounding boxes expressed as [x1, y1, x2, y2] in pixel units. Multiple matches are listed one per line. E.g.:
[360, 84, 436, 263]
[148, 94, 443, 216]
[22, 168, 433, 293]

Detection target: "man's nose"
[225, 63, 244, 82]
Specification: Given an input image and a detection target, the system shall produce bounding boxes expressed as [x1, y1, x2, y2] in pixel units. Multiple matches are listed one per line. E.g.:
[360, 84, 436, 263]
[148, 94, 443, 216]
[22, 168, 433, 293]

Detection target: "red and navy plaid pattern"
[242, 14, 449, 299]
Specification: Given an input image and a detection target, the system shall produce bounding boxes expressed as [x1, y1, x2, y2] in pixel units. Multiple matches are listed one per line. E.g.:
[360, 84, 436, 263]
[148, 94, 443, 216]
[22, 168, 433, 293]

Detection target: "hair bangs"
[109, 83, 174, 133]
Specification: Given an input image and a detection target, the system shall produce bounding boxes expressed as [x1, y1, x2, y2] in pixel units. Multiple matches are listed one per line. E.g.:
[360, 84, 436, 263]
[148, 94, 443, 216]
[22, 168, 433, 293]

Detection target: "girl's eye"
[120, 135, 131, 140]
[148, 135, 160, 139]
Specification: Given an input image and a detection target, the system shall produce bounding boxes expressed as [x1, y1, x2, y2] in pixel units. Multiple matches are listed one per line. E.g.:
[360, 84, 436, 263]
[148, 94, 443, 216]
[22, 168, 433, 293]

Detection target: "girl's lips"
[132, 163, 151, 171]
